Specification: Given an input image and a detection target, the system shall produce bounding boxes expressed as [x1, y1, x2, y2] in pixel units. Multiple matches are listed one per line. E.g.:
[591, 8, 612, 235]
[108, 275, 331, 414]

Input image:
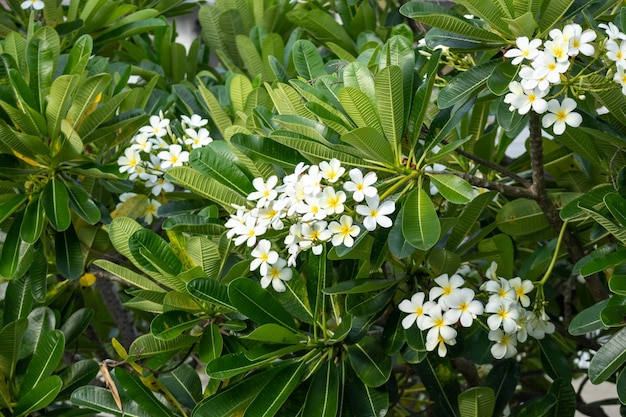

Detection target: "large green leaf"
[128, 333, 197, 361]
[0, 214, 33, 280]
[483, 359, 520, 417]
[408, 49, 441, 146]
[538, 0, 574, 33]
[27, 28, 59, 113]
[0, 193, 28, 224]
[338, 87, 382, 133]
[64, 34, 93, 76]
[568, 299, 608, 336]
[20, 197, 45, 244]
[166, 166, 246, 213]
[428, 174, 475, 204]
[402, 187, 441, 250]
[57, 359, 100, 398]
[158, 364, 202, 409]
[3, 276, 33, 325]
[437, 61, 499, 109]
[292, 39, 326, 80]
[0, 318, 28, 380]
[20, 329, 65, 395]
[228, 278, 297, 330]
[187, 277, 235, 310]
[347, 336, 391, 387]
[197, 83, 232, 138]
[60, 308, 95, 347]
[496, 198, 550, 237]
[458, 387, 495, 417]
[46, 74, 80, 141]
[454, 0, 514, 36]
[342, 127, 395, 166]
[205, 352, 278, 379]
[20, 307, 55, 360]
[92, 260, 165, 292]
[589, 325, 626, 383]
[13, 375, 62, 417]
[345, 365, 389, 417]
[42, 178, 71, 231]
[151, 310, 201, 341]
[230, 133, 303, 168]
[287, 8, 355, 54]
[546, 378, 576, 417]
[71, 385, 151, 417]
[413, 356, 461, 417]
[375, 65, 403, 160]
[114, 368, 176, 417]
[55, 225, 84, 280]
[64, 178, 101, 225]
[189, 143, 253, 195]
[302, 360, 339, 417]
[400, 2, 505, 43]
[199, 323, 223, 364]
[128, 228, 184, 277]
[342, 62, 376, 104]
[516, 394, 556, 417]
[242, 361, 306, 417]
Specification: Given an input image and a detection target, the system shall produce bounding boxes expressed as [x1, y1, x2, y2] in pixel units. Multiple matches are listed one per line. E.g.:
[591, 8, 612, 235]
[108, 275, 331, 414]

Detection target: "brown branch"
[450, 145, 532, 188]
[449, 171, 535, 199]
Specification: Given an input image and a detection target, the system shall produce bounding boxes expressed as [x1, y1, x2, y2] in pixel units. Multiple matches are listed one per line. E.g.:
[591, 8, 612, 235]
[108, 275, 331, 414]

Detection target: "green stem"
[379, 171, 419, 201]
[536, 219, 569, 287]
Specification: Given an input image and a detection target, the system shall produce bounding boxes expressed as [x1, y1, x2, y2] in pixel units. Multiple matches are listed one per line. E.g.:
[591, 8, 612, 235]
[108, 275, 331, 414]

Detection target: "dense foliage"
[1, 0, 626, 416]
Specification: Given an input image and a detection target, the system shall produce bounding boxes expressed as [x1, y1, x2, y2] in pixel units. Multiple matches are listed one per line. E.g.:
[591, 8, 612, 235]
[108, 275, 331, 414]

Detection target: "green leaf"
[454, 0, 514, 36]
[42, 178, 71, 231]
[292, 39, 326, 80]
[381, 308, 406, 355]
[46, 74, 80, 141]
[29, 243, 48, 303]
[302, 360, 339, 417]
[376, 65, 403, 160]
[347, 336, 391, 387]
[151, 310, 201, 341]
[55, 225, 84, 280]
[114, 367, 175, 417]
[342, 62, 376, 104]
[338, 86, 382, 132]
[605, 193, 626, 228]
[242, 361, 306, 417]
[388, 207, 417, 259]
[92, 259, 165, 292]
[166, 166, 246, 213]
[477, 234, 515, 279]
[600, 295, 626, 327]
[618, 368, 626, 405]
[230, 133, 303, 169]
[128, 333, 197, 361]
[560, 184, 613, 220]
[487, 61, 519, 96]
[14, 375, 62, 417]
[400, 2, 505, 43]
[287, 8, 355, 54]
[187, 277, 235, 310]
[413, 356, 461, 417]
[609, 276, 626, 296]
[192, 366, 284, 417]
[428, 174, 475, 204]
[538, 0, 574, 33]
[64, 34, 93, 75]
[205, 352, 277, 379]
[20, 197, 45, 244]
[437, 61, 499, 109]
[538, 337, 572, 382]
[71, 385, 151, 417]
[0, 318, 28, 381]
[402, 187, 441, 250]
[158, 364, 202, 409]
[57, 359, 100, 398]
[342, 128, 395, 166]
[589, 325, 626, 383]
[20, 307, 55, 360]
[128, 228, 183, 277]
[496, 198, 550, 237]
[0, 214, 33, 280]
[199, 323, 223, 364]
[579, 204, 626, 245]
[483, 359, 519, 417]
[574, 244, 626, 277]
[228, 278, 297, 330]
[568, 299, 608, 336]
[546, 378, 576, 417]
[20, 329, 65, 395]
[243, 323, 302, 344]
[345, 364, 389, 417]
[516, 394, 557, 417]
[64, 179, 101, 225]
[3, 276, 33, 325]
[0, 193, 28, 224]
[458, 387, 495, 417]
[189, 144, 253, 195]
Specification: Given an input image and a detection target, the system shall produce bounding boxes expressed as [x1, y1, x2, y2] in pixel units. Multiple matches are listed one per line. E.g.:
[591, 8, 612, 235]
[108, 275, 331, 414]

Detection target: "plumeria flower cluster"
[21, 0, 44, 10]
[399, 262, 554, 359]
[116, 113, 213, 223]
[503, 24, 596, 135]
[225, 159, 396, 292]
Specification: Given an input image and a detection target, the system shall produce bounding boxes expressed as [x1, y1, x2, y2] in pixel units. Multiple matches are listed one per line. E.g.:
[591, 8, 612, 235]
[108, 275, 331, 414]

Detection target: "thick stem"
[449, 171, 535, 199]
[528, 112, 608, 301]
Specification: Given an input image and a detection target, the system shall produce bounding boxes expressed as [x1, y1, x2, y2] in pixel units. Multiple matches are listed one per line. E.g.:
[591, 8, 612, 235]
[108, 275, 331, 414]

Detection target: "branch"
[449, 171, 535, 199]
[451, 145, 532, 188]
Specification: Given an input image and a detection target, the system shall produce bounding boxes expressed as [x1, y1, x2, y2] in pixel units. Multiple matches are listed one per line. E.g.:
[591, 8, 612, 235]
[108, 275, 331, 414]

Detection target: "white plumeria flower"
[255, 199, 287, 230]
[140, 115, 170, 138]
[319, 187, 346, 215]
[429, 273, 465, 308]
[225, 208, 248, 239]
[506, 84, 549, 115]
[516, 310, 532, 343]
[566, 24, 596, 56]
[184, 128, 213, 149]
[181, 114, 208, 128]
[343, 169, 377, 202]
[489, 329, 518, 359]
[143, 199, 161, 224]
[485, 261, 499, 281]
[504, 37, 542, 65]
[542, 98, 582, 135]
[250, 239, 279, 276]
[485, 299, 521, 333]
[544, 36, 569, 62]
[508, 277, 534, 307]
[527, 310, 555, 339]
[300, 221, 332, 255]
[248, 176, 279, 207]
[130, 133, 153, 153]
[129, 163, 153, 182]
[444, 288, 484, 327]
[356, 195, 395, 231]
[606, 39, 626, 68]
[318, 158, 345, 183]
[260, 258, 292, 292]
[421, 305, 458, 357]
[523, 51, 569, 90]
[158, 144, 189, 169]
[399, 292, 438, 330]
[599, 22, 626, 41]
[301, 165, 323, 196]
[484, 277, 517, 305]
[297, 195, 327, 222]
[328, 215, 360, 247]
[21, 0, 44, 9]
[118, 148, 141, 174]
[146, 176, 174, 196]
[233, 216, 267, 247]
[615, 66, 626, 94]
